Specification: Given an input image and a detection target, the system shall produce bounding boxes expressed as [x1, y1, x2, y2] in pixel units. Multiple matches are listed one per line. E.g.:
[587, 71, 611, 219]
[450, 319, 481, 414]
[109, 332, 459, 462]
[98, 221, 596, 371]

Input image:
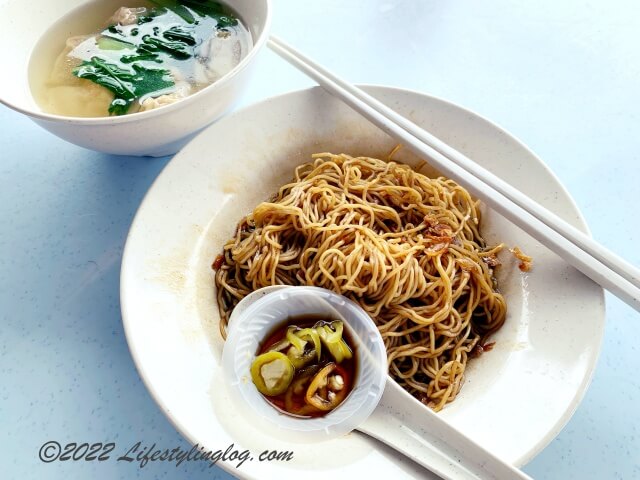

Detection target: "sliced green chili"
[250, 351, 294, 396]
[317, 321, 353, 363]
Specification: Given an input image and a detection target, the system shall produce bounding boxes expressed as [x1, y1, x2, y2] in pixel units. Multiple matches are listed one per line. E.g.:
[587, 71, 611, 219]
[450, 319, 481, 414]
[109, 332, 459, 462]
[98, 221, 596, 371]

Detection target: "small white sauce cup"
[221, 286, 388, 443]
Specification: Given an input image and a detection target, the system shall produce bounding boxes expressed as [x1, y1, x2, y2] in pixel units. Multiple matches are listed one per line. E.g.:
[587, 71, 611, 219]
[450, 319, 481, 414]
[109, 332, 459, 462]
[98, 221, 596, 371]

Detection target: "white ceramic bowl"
[120, 86, 605, 478]
[0, 0, 271, 156]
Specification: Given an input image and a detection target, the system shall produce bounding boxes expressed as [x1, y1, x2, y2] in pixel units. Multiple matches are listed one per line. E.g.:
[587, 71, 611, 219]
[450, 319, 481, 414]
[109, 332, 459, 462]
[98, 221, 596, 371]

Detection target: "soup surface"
[30, 0, 252, 117]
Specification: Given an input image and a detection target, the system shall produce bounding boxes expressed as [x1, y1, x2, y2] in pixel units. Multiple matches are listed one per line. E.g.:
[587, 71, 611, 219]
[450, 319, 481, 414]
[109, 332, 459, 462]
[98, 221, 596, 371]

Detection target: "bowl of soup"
[0, 0, 271, 156]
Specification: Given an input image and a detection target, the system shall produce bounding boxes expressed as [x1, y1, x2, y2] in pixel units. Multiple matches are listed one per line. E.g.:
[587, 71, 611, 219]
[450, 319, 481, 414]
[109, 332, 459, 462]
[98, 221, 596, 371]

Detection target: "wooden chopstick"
[268, 35, 640, 312]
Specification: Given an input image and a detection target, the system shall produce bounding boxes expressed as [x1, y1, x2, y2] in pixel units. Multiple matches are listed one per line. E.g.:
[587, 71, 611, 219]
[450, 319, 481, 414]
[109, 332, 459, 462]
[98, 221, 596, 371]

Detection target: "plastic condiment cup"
[221, 286, 388, 443]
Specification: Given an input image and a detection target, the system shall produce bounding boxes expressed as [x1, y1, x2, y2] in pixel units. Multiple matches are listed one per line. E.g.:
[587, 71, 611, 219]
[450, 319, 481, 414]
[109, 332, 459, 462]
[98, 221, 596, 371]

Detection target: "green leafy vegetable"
[137, 15, 155, 25]
[163, 25, 197, 45]
[148, 0, 237, 26]
[181, 0, 225, 15]
[71, 1, 240, 115]
[147, 0, 195, 23]
[120, 51, 162, 64]
[213, 15, 237, 28]
[96, 36, 134, 51]
[141, 36, 192, 59]
[73, 57, 174, 115]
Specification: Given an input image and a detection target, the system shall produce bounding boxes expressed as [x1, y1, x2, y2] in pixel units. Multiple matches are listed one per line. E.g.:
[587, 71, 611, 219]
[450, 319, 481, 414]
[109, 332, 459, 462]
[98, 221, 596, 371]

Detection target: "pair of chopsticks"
[268, 35, 640, 313]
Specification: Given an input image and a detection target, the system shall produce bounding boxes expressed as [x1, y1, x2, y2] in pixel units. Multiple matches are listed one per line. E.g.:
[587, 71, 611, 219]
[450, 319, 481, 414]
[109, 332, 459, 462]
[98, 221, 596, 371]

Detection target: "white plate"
[121, 86, 605, 479]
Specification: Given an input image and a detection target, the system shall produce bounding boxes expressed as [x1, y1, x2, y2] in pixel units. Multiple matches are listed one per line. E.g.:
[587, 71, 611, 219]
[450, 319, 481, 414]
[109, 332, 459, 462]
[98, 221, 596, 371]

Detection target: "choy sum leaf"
[148, 0, 238, 27]
[147, 0, 196, 23]
[96, 36, 135, 51]
[73, 57, 174, 115]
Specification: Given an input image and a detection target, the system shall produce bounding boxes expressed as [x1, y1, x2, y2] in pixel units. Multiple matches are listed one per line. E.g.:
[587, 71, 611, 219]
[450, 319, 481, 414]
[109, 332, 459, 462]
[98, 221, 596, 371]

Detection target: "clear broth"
[29, 0, 252, 117]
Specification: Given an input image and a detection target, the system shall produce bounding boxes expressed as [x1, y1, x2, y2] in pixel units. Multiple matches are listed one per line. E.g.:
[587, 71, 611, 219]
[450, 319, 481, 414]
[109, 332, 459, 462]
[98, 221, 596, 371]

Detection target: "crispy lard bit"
[472, 344, 484, 358]
[482, 255, 501, 267]
[471, 342, 496, 358]
[482, 342, 496, 352]
[423, 215, 453, 236]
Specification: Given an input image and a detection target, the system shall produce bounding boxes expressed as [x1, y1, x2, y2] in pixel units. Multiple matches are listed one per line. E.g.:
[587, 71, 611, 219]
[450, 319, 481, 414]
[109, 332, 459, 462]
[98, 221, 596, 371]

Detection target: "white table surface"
[1, 0, 639, 478]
